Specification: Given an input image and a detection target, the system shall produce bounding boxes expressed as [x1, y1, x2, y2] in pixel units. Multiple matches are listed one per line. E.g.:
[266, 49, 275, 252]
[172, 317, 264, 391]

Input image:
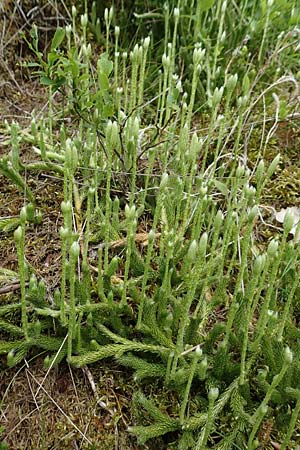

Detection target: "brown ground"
[0, 358, 140, 450]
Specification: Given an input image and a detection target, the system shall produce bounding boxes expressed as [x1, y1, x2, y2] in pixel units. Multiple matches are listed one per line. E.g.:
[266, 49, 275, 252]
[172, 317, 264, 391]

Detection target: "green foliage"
[1, 0, 300, 448]
[0, 426, 8, 450]
[129, 392, 179, 443]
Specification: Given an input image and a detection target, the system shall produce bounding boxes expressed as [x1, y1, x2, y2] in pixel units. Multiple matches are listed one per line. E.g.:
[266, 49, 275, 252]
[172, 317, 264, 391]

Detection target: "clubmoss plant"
[223, 205, 259, 348]
[2, 1, 300, 448]
[196, 387, 219, 450]
[281, 390, 300, 450]
[129, 44, 142, 113]
[248, 346, 294, 448]
[137, 36, 151, 107]
[67, 241, 80, 360]
[121, 205, 138, 306]
[103, 120, 118, 271]
[179, 345, 202, 424]
[13, 210, 28, 340]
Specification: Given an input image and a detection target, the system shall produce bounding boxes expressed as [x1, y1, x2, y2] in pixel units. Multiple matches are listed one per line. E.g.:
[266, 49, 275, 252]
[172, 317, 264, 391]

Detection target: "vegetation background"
[1, 0, 300, 449]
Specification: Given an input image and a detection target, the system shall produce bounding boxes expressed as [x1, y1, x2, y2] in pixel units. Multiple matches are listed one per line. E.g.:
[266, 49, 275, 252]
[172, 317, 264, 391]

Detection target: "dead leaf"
[274, 206, 300, 242]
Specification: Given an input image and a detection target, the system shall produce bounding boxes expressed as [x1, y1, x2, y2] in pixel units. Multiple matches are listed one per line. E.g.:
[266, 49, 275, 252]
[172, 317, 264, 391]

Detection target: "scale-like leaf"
[0, 158, 34, 202]
[98, 54, 113, 76]
[50, 27, 65, 51]
[0, 217, 20, 233]
[199, 0, 215, 12]
[0, 268, 19, 281]
[213, 179, 229, 196]
[98, 72, 109, 90]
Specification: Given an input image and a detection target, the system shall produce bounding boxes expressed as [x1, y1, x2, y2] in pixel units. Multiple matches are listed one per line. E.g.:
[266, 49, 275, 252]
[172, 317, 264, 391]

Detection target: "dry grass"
[0, 357, 141, 449]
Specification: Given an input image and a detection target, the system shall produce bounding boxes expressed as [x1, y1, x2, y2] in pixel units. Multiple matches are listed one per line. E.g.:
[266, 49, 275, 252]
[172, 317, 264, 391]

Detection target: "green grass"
[1, 0, 300, 448]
